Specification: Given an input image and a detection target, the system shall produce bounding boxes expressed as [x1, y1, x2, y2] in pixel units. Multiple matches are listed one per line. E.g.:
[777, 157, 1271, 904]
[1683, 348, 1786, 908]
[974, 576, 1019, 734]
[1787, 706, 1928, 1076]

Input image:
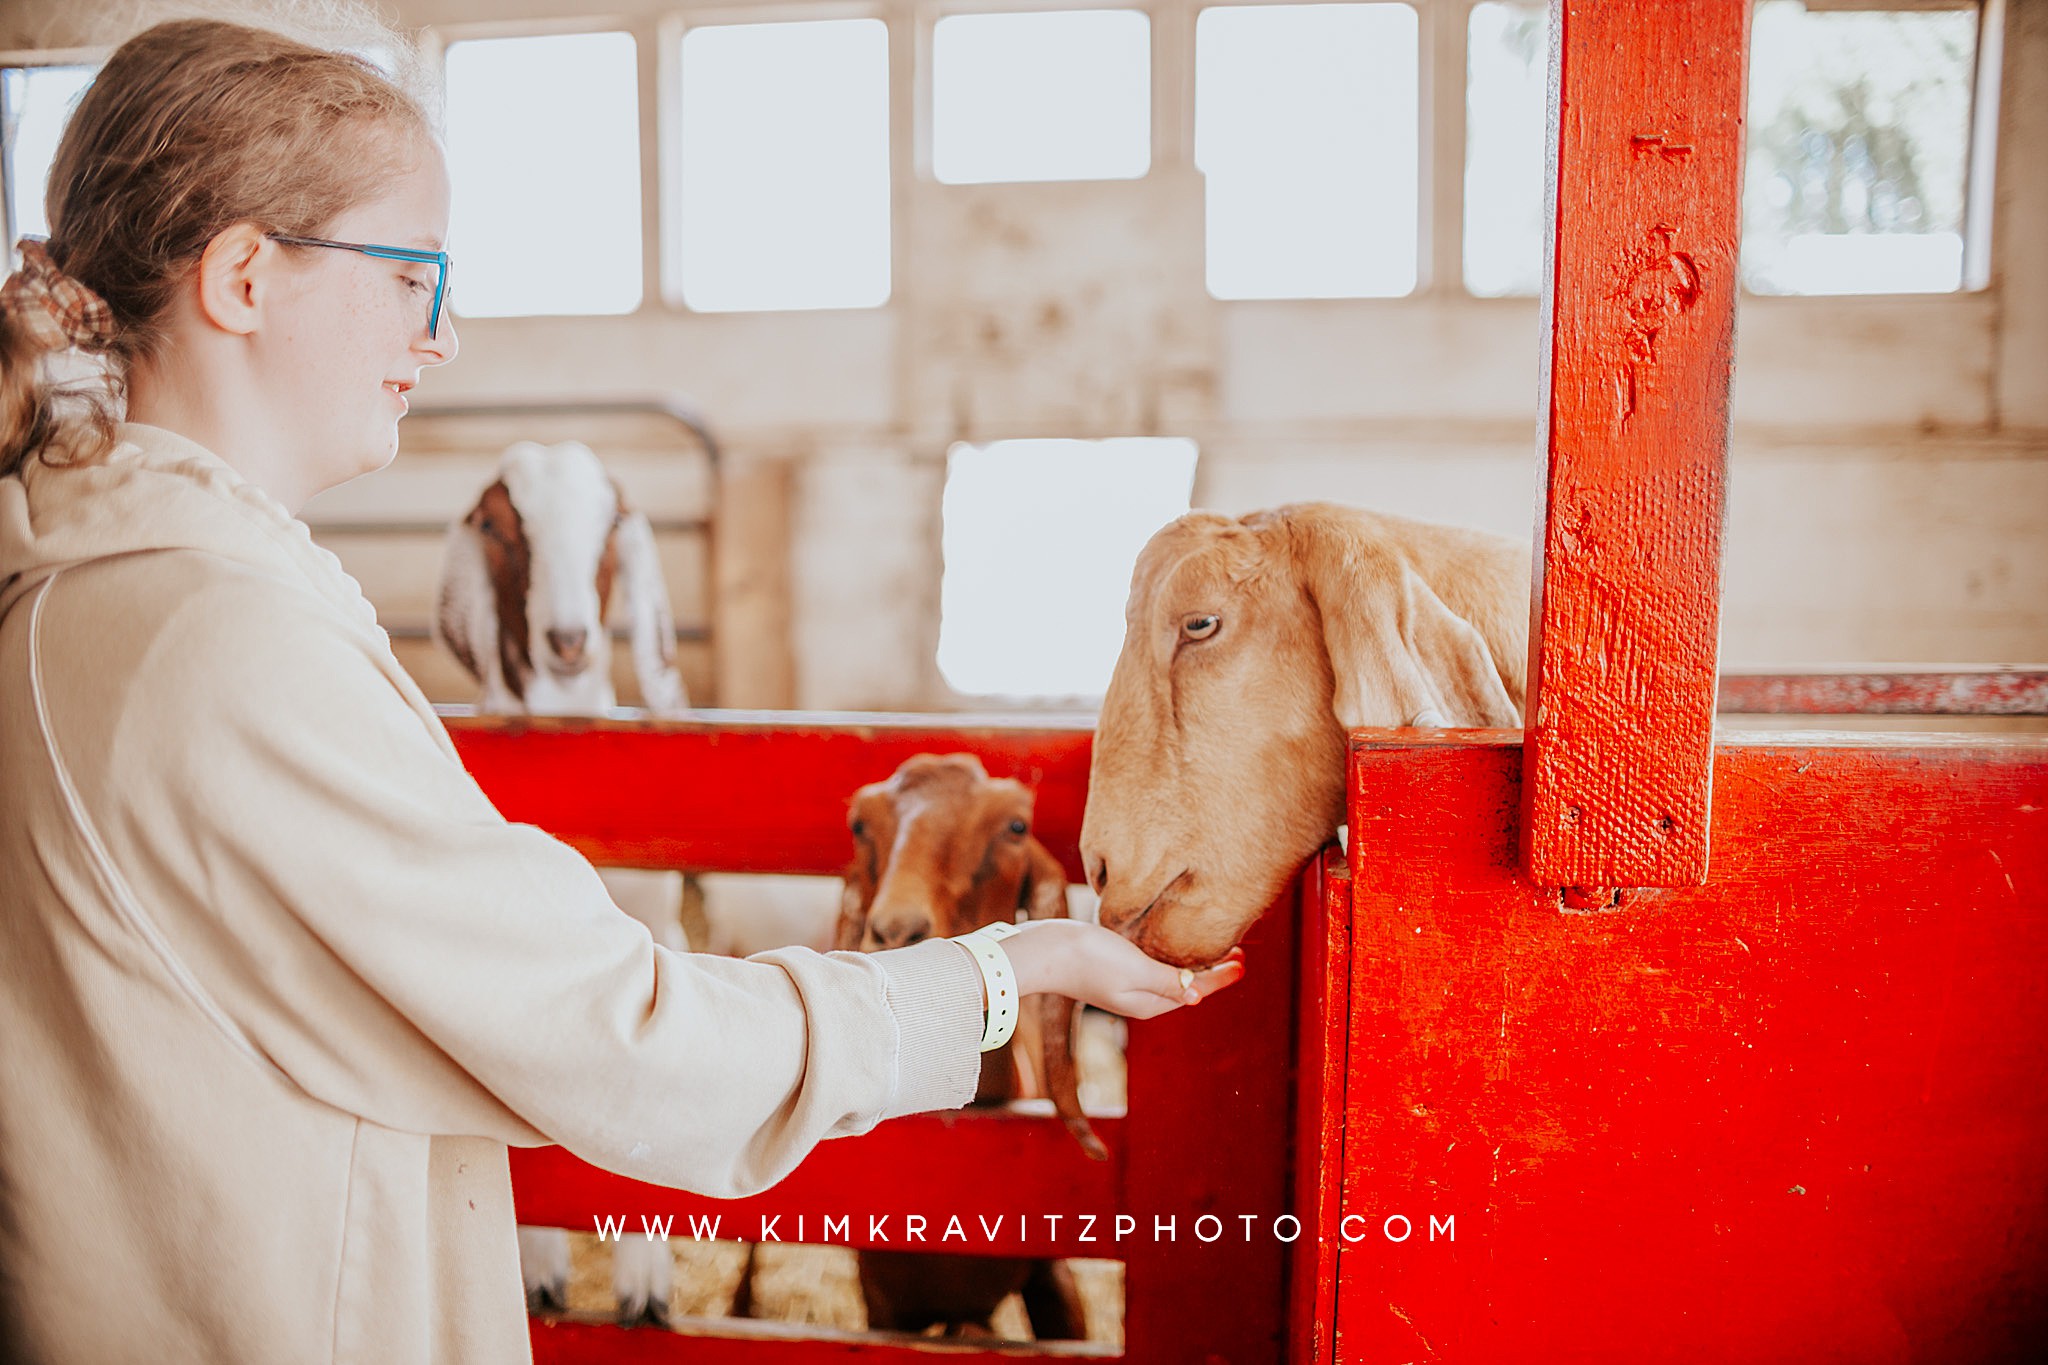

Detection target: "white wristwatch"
[954, 921, 1024, 1053]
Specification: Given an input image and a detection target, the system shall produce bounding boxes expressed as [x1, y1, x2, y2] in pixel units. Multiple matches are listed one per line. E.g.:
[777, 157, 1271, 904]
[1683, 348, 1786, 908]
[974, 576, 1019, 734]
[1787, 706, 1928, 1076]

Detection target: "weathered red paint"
[1340, 729, 2048, 1361]
[1523, 0, 1751, 889]
[1717, 668, 2048, 716]
[511, 1114, 1126, 1258]
[443, 713, 1094, 881]
[530, 1316, 1118, 1362]
[1288, 848, 1352, 1365]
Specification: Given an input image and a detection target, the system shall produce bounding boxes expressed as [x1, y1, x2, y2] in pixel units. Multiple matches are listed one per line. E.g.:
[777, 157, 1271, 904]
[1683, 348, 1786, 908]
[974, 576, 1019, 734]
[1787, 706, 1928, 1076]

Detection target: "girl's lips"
[384, 382, 409, 412]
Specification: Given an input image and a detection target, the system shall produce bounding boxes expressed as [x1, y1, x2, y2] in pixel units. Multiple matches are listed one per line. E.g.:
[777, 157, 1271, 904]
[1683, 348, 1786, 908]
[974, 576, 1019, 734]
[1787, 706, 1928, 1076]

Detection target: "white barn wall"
[5, 0, 2043, 711]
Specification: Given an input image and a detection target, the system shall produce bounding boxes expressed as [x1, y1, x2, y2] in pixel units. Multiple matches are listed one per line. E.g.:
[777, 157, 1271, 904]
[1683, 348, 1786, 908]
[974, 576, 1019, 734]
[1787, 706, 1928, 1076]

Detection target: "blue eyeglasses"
[265, 232, 453, 339]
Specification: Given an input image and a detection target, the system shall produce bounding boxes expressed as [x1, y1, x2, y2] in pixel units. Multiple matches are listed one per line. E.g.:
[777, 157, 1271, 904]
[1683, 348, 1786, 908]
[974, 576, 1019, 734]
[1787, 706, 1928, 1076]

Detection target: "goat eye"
[850, 817, 867, 839]
[1008, 818, 1028, 837]
[1182, 614, 1221, 641]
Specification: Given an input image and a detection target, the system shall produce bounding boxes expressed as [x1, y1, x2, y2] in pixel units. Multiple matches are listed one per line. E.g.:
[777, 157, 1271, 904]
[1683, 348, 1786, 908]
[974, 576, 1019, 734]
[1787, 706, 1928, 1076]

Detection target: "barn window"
[672, 19, 892, 313]
[1744, 0, 1985, 295]
[1463, 0, 1994, 298]
[1463, 2, 1549, 298]
[1195, 3, 1420, 301]
[931, 9, 1152, 185]
[1, 63, 95, 261]
[938, 437, 1198, 699]
[443, 31, 643, 318]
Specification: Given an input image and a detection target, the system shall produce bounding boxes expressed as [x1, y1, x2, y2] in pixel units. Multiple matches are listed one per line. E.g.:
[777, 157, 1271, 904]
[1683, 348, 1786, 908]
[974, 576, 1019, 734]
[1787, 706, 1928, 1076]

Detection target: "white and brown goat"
[436, 439, 687, 718]
[436, 439, 688, 1328]
[834, 753, 1101, 1340]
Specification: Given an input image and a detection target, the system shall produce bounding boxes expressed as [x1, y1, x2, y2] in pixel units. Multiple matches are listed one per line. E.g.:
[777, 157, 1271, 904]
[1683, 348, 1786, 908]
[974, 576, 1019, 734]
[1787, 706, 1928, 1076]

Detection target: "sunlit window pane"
[1196, 4, 1419, 300]
[939, 438, 1198, 698]
[1463, 3, 1548, 297]
[2, 65, 96, 253]
[933, 9, 1151, 185]
[1744, 1, 1977, 296]
[445, 32, 643, 317]
[677, 20, 891, 313]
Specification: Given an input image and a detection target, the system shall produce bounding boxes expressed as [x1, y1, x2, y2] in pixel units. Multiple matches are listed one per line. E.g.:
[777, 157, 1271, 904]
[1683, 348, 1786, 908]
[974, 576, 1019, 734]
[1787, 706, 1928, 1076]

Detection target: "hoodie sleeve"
[45, 557, 984, 1198]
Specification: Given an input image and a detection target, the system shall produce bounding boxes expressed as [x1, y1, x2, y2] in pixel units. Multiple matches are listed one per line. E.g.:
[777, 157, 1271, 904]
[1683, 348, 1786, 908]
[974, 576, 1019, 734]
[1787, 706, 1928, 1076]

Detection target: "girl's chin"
[338, 433, 400, 487]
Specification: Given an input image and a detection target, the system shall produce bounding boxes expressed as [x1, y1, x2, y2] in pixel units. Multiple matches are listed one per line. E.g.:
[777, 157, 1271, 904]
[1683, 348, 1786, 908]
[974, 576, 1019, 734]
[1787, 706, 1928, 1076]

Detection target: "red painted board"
[1287, 849, 1352, 1365]
[531, 1314, 1118, 1363]
[443, 713, 1093, 879]
[1523, 0, 1751, 889]
[1716, 668, 2048, 716]
[1341, 730, 2048, 1362]
[1120, 886, 1300, 1365]
[511, 1111, 1124, 1258]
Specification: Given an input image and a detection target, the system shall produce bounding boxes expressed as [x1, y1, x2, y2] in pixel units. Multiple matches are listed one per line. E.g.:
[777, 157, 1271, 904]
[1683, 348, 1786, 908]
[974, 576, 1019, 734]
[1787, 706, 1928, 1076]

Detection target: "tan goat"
[836, 753, 1099, 1340]
[1080, 502, 1527, 969]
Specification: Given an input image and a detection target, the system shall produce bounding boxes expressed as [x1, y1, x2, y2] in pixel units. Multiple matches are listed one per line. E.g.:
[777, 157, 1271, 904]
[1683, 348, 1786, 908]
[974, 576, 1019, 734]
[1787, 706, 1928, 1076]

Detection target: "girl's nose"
[420, 311, 458, 366]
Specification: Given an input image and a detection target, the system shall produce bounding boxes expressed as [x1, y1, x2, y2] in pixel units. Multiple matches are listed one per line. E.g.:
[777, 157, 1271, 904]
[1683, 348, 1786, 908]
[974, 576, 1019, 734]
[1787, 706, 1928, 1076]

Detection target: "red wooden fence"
[451, 719, 1311, 1364]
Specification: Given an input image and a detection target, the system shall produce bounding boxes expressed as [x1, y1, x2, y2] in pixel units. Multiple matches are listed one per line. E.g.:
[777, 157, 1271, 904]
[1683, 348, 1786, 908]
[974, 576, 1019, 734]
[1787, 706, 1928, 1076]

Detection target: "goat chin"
[509, 662, 617, 716]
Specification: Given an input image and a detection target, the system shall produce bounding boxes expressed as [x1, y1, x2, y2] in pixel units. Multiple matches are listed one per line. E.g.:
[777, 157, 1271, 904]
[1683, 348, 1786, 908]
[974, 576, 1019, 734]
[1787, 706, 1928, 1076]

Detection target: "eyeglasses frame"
[265, 232, 453, 340]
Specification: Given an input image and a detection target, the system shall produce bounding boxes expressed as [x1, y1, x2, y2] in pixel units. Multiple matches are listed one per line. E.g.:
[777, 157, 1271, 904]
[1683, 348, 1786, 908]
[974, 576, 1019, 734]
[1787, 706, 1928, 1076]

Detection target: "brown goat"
[837, 753, 1101, 1340]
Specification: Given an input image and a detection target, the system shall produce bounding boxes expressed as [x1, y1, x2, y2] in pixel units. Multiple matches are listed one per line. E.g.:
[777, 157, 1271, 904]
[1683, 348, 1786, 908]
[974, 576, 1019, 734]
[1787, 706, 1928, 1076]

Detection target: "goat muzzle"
[545, 627, 590, 671]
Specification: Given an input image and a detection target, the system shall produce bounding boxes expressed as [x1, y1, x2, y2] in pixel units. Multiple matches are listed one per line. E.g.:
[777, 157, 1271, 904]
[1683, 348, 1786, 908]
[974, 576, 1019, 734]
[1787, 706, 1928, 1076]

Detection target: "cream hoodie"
[0, 424, 984, 1364]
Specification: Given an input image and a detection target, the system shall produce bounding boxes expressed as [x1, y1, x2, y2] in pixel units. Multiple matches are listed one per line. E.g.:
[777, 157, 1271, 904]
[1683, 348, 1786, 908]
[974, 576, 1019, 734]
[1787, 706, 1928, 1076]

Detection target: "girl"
[0, 15, 1240, 1363]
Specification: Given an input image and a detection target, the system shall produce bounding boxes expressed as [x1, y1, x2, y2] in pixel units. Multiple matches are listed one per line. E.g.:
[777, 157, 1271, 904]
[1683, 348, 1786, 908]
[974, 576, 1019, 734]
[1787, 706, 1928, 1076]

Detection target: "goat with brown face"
[1081, 503, 1527, 969]
[836, 753, 1099, 1340]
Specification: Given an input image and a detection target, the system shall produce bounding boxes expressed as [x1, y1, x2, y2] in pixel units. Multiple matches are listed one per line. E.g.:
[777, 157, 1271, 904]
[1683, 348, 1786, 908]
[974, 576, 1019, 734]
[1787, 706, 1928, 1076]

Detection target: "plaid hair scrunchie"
[3, 238, 116, 353]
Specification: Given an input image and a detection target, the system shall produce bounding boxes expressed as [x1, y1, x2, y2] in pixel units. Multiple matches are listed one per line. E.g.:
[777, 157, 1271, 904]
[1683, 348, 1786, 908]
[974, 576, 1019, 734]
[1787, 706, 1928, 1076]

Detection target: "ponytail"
[0, 238, 122, 476]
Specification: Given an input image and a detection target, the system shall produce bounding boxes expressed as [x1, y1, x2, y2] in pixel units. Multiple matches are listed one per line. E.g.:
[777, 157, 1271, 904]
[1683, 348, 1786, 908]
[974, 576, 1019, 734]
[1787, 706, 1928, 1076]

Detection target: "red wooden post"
[1523, 0, 1750, 890]
[1286, 849, 1352, 1365]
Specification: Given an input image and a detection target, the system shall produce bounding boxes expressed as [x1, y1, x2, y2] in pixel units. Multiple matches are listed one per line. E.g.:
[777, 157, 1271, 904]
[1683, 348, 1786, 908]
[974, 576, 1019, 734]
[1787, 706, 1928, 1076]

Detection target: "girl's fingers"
[1119, 947, 1247, 1016]
[1187, 949, 1247, 1003]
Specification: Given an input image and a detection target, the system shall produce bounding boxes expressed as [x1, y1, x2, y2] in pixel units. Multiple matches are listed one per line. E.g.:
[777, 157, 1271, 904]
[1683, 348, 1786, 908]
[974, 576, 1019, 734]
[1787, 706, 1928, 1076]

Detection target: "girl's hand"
[980, 919, 1246, 1020]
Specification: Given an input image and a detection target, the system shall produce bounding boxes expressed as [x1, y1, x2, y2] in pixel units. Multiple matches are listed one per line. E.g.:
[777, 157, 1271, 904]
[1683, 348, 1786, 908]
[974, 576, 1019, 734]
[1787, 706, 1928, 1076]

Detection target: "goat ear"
[1019, 839, 1108, 1162]
[611, 507, 688, 716]
[1293, 520, 1519, 730]
[434, 511, 495, 686]
[1021, 839, 1070, 922]
[834, 870, 872, 952]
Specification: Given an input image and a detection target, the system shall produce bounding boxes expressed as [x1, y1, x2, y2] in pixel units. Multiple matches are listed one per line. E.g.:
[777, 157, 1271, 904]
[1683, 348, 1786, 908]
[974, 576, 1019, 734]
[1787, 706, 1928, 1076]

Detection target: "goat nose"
[1086, 855, 1109, 897]
[547, 627, 587, 665]
[869, 918, 932, 950]
[1096, 900, 1137, 935]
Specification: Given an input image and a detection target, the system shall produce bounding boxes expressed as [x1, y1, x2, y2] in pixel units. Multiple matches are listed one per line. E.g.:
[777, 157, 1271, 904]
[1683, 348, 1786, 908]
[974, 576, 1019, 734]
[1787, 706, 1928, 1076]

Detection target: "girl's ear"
[195, 223, 272, 337]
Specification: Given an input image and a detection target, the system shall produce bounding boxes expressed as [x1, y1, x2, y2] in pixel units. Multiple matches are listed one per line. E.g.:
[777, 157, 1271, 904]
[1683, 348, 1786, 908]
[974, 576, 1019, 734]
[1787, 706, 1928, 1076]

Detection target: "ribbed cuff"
[871, 938, 985, 1120]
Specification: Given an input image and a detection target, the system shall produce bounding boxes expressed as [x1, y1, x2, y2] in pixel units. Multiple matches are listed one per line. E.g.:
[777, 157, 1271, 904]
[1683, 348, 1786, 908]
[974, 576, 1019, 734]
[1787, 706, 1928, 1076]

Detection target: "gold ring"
[1178, 968, 1195, 992]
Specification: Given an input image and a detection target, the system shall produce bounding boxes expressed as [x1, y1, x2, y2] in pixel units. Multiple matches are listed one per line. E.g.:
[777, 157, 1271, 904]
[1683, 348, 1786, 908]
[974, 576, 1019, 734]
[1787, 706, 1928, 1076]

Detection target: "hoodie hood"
[0, 423, 381, 636]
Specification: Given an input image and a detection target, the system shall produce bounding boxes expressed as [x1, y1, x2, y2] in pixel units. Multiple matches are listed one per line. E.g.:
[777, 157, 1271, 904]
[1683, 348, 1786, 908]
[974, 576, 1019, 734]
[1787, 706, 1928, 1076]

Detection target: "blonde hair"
[0, 7, 437, 476]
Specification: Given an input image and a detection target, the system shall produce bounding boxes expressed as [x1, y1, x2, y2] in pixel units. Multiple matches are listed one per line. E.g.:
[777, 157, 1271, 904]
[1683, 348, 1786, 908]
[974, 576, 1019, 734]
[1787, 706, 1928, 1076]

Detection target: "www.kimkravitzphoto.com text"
[588, 1212, 1459, 1247]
